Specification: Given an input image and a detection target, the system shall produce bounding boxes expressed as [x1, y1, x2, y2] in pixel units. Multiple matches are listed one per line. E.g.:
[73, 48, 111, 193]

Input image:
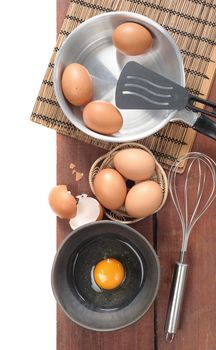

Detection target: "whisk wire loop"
[165, 152, 216, 342]
[168, 152, 216, 253]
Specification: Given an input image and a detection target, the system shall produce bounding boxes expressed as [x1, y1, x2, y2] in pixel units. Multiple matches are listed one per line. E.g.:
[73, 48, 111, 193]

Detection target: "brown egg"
[125, 181, 163, 218]
[93, 168, 127, 210]
[48, 185, 77, 219]
[113, 148, 155, 181]
[61, 63, 93, 106]
[83, 101, 123, 135]
[112, 22, 153, 56]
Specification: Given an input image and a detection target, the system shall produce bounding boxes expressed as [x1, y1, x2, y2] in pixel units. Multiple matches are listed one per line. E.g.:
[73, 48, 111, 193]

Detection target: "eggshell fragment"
[112, 22, 153, 56]
[69, 163, 76, 170]
[48, 185, 77, 219]
[113, 148, 155, 181]
[93, 168, 127, 210]
[69, 195, 103, 230]
[83, 101, 123, 135]
[75, 172, 84, 182]
[61, 63, 93, 106]
[125, 181, 163, 218]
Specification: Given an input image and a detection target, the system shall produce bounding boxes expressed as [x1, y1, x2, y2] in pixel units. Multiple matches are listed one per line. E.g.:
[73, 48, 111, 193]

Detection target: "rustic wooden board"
[56, 1, 216, 349]
[56, 2, 155, 349]
[156, 82, 216, 350]
[56, 134, 155, 350]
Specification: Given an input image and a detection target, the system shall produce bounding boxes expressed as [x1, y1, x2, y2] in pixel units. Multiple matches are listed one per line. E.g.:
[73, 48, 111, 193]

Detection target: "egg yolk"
[94, 258, 125, 290]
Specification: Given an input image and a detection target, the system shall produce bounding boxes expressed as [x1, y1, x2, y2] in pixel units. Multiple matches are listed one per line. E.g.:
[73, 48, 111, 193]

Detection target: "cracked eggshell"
[48, 185, 77, 219]
[69, 195, 103, 230]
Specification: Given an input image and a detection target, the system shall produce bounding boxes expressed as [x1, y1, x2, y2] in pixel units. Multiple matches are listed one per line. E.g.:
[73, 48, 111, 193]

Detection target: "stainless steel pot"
[53, 11, 195, 143]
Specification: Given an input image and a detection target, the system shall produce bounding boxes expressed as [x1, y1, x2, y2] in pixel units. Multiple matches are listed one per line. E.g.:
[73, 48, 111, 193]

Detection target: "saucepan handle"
[172, 109, 216, 141]
[192, 115, 216, 140]
[187, 94, 216, 119]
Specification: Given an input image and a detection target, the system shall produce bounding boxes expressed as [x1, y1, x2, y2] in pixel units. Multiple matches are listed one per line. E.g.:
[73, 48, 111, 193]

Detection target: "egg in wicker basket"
[89, 143, 168, 224]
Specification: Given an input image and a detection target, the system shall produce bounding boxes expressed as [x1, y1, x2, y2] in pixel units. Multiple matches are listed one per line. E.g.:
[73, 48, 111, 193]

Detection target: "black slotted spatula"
[115, 61, 216, 141]
[115, 61, 216, 118]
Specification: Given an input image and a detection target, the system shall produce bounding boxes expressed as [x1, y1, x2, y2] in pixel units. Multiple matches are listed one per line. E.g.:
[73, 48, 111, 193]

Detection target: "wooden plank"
[56, 6, 154, 350]
[156, 80, 216, 350]
[56, 2, 216, 350]
[56, 134, 155, 350]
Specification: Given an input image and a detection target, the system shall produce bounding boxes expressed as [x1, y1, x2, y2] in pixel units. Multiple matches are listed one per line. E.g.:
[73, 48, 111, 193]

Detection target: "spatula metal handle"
[187, 94, 216, 119]
[165, 262, 188, 342]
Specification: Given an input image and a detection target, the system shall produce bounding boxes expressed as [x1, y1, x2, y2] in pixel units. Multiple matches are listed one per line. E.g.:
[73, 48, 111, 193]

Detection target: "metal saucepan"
[53, 11, 212, 143]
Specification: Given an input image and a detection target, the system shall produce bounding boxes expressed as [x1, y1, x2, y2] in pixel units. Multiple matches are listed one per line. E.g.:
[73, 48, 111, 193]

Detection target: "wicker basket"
[89, 143, 168, 224]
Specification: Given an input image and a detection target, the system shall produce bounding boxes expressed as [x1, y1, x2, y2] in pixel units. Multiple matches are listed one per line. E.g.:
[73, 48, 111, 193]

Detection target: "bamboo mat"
[31, 0, 216, 171]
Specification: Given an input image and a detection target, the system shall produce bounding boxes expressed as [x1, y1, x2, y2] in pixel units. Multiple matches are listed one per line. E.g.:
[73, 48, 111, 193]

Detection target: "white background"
[0, 1, 56, 349]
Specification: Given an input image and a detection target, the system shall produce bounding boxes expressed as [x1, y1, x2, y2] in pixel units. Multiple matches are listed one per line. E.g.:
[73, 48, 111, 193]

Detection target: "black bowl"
[51, 221, 160, 331]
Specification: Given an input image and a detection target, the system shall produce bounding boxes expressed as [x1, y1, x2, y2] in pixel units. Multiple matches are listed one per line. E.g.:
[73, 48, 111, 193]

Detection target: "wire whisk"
[165, 152, 216, 342]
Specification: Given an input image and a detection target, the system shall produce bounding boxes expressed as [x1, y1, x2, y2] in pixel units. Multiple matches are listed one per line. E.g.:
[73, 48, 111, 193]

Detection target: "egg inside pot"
[61, 63, 93, 106]
[112, 22, 153, 56]
[83, 101, 123, 135]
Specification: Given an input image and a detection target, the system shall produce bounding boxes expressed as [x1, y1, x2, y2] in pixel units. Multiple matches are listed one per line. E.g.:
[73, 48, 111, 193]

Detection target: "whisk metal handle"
[165, 262, 188, 342]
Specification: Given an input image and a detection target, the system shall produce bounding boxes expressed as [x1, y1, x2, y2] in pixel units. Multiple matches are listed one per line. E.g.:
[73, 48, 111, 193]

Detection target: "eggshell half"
[48, 185, 77, 219]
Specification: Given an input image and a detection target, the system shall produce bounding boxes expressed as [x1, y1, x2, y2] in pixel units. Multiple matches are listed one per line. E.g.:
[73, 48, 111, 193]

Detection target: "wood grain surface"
[56, 1, 216, 349]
